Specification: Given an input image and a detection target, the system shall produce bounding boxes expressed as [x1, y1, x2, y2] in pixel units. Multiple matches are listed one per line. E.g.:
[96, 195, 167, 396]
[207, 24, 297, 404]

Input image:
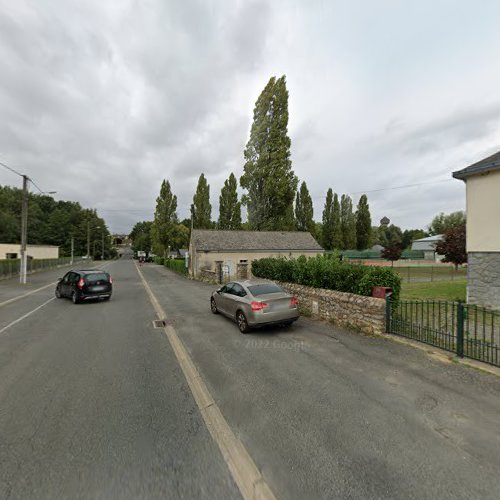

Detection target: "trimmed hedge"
[251, 255, 401, 303]
[165, 258, 187, 275]
[154, 256, 165, 265]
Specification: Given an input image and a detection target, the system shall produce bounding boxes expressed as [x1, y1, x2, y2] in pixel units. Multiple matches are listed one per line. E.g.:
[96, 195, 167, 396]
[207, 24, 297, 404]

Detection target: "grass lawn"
[401, 280, 466, 302]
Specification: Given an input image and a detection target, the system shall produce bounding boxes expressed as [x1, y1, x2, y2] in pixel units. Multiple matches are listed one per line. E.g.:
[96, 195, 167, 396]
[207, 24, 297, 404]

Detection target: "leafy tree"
[151, 180, 178, 255]
[382, 245, 402, 266]
[355, 194, 372, 250]
[218, 173, 241, 230]
[340, 194, 356, 250]
[295, 181, 314, 232]
[192, 173, 212, 229]
[129, 221, 153, 253]
[322, 188, 334, 250]
[240, 75, 298, 230]
[428, 211, 466, 236]
[332, 193, 342, 249]
[402, 229, 428, 250]
[0, 185, 113, 257]
[170, 223, 190, 250]
[435, 224, 467, 269]
[379, 224, 403, 248]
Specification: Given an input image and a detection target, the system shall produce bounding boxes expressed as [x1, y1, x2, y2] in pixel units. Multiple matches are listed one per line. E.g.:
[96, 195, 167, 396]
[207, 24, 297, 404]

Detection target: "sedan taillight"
[290, 296, 299, 307]
[251, 301, 268, 311]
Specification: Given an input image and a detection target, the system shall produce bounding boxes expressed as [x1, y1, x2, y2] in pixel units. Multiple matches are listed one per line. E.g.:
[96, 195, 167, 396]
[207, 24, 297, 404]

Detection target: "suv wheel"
[55, 288, 61, 299]
[72, 291, 80, 304]
[236, 311, 250, 334]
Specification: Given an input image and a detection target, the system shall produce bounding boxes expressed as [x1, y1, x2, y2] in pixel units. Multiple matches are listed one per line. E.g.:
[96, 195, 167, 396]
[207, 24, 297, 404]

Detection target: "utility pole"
[19, 175, 29, 284]
[101, 229, 105, 260]
[70, 236, 74, 265]
[87, 220, 90, 258]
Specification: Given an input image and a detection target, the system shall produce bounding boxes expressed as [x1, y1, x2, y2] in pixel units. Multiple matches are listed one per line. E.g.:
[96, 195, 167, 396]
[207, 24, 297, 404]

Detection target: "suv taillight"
[251, 301, 268, 311]
[109, 276, 113, 284]
[77, 278, 85, 289]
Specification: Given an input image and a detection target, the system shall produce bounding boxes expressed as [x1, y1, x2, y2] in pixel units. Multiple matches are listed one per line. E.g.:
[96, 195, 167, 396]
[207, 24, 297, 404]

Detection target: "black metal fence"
[387, 299, 500, 367]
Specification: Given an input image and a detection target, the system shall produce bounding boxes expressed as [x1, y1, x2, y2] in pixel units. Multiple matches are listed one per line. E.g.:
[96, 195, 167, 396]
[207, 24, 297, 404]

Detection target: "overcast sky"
[1, 0, 499, 234]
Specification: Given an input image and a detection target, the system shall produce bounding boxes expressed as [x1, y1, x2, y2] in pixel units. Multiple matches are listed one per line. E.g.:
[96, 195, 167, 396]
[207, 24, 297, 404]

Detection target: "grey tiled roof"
[453, 150, 500, 180]
[191, 230, 323, 252]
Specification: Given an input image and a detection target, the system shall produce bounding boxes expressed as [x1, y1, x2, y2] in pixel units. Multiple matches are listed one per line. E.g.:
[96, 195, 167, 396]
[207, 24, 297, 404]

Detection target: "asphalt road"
[1, 259, 500, 499]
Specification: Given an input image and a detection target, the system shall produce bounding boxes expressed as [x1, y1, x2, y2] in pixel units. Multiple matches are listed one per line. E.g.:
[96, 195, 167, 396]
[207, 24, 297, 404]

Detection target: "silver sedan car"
[210, 279, 299, 333]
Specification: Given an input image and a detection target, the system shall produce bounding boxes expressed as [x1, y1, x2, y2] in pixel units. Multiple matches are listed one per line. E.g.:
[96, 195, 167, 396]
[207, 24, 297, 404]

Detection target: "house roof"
[453, 150, 500, 180]
[412, 235, 443, 243]
[191, 230, 323, 252]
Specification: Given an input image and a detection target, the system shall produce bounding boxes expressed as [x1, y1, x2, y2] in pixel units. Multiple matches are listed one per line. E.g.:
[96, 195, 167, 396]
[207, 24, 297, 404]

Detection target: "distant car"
[55, 269, 112, 304]
[210, 279, 299, 333]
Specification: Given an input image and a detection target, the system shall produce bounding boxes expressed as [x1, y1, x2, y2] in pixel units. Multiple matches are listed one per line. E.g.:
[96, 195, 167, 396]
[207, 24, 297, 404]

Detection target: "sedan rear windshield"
[248, 283, 284, 296]
[85, 273, 109, 283]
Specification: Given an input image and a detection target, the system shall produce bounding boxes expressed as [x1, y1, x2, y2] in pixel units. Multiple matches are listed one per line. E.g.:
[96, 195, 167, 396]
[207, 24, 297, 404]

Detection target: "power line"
[0, 160, 23, 177]
[29, 178, 44, 194]
[348, 178, 454, 196]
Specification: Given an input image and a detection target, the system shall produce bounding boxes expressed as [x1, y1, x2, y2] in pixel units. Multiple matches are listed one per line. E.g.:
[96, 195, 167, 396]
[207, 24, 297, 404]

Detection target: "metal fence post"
[457, 302, 464, 358]
[385, 294, 392, 333]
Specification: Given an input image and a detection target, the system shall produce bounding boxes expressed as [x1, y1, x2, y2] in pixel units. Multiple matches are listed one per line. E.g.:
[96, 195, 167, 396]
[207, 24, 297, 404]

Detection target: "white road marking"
[135, 263, 276, 500]
[0, 297, 55, 335]
[0, 282, 56, 308]
[0, 262, 113, 309]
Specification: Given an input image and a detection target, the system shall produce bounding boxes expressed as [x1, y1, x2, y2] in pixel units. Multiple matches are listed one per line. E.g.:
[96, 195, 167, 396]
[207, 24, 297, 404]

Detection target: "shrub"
[251, 255, 400, 303]
[154, 256, 165, 265]
[165, 258, 187, 275]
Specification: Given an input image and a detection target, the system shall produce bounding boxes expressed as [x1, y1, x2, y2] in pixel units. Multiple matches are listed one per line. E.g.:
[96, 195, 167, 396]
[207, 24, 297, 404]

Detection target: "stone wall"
[467, 252, 500, 310]
[279, 282, 386, 335]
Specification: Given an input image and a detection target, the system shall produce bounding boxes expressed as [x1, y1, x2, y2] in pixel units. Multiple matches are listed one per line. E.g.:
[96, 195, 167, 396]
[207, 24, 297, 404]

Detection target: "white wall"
[466, 169, 500, 252]
[0, 244, 59, 259]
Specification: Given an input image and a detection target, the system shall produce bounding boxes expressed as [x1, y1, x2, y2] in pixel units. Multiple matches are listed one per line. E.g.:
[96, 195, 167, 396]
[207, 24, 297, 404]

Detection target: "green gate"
[387, 299, 500, 367]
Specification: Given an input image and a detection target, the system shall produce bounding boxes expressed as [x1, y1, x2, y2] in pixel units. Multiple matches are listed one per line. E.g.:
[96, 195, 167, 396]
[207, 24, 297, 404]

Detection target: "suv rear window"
[248, 283, 283, 296]
[85, 273, 109, 283]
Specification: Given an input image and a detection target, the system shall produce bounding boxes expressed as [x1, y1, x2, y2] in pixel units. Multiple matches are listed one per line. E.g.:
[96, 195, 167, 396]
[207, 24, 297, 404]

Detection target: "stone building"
[189, 230, 323, 282]
[453, 150, 500, 309]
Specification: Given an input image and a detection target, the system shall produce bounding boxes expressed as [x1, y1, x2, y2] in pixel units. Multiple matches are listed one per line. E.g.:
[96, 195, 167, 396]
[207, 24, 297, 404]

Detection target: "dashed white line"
[0, 297, 56, 335]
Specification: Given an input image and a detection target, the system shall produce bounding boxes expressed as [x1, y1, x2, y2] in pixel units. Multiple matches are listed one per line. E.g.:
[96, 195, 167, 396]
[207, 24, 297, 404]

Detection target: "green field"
[401, 280, 467, 302]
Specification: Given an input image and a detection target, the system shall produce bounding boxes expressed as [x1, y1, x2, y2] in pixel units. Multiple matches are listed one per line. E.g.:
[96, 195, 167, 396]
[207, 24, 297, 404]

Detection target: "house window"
[239, 259, 248, 264]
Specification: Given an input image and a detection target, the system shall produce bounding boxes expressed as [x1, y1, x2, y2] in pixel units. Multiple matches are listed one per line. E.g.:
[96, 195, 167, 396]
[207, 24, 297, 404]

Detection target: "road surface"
[1, 259, 500, 499]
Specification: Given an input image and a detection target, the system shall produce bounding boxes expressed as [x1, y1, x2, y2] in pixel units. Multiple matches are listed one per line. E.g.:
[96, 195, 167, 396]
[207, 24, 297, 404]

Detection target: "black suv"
[55, 269, 112, 304]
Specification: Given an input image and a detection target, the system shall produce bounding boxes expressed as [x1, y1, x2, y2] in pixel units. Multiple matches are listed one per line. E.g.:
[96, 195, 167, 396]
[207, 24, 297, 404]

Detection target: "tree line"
[132, 75, 465, 256]
[0, 185, 114, 258]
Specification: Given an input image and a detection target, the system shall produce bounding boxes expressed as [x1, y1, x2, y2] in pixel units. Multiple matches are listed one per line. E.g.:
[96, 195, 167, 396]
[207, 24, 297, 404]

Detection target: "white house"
[453, 150, 500, 309]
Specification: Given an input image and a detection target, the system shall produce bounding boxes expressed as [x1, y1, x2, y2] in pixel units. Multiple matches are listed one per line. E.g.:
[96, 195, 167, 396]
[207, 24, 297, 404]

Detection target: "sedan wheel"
[72, 292, 79, 304]
[236, 311, 250, 334]
[210, 298, 218, 314]
[55, 288, 62, 299]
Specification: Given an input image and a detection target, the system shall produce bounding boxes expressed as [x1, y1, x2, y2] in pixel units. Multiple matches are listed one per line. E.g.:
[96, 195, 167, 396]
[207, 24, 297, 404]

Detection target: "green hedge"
[251, 255, 401, 303]
[164, 258, 187, 275]
[154, 256, 165, 265]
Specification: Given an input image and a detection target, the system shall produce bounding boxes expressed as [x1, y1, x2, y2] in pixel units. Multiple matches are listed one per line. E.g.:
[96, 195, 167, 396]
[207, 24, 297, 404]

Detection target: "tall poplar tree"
[340, 194, 356, 250]
[151, 180, 178, 255]
[322, 188, 334, 250]
[192, 173, 212, 229]
[240, 75, 298, 230]
[332, 193, 342, 249]
[295, 181, 314, 232]
[218, 173, 241, 230]
[355, 194, 372, 250]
